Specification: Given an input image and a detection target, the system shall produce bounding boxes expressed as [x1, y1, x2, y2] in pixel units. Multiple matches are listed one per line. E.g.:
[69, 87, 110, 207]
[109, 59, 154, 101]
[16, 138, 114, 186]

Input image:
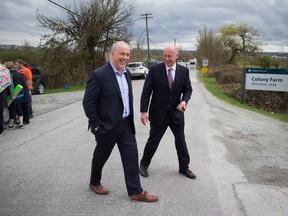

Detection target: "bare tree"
[37, 0, 134, 67]
[196, 25, 226, 67]
[130, 30, 146, 62]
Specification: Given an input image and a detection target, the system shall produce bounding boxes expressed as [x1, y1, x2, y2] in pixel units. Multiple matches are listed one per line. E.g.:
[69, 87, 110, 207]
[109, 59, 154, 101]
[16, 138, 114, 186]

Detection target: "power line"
[149, 38, 161, 50]
[47, 0, 82, 17]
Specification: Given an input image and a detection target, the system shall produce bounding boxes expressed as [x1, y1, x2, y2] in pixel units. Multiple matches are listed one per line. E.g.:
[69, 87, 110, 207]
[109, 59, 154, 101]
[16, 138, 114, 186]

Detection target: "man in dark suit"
[83, 41, 158, 202]
[139, 45, 196, 179]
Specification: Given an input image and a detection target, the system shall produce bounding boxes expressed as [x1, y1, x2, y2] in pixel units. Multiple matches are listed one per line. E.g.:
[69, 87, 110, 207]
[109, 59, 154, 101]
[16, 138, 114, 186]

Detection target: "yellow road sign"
[201, 66, 208, 73]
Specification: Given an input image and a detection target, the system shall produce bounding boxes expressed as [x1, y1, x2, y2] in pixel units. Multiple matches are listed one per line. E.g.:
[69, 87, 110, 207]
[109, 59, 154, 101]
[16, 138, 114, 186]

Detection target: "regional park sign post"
[241, 68, 288, 103]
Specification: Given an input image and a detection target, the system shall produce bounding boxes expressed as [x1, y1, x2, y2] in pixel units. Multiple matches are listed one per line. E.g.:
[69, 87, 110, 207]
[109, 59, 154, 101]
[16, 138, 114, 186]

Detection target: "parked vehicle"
[177, 60, 187, 67]
[127, 62, 148, 79]
[31, 67, 48, 94]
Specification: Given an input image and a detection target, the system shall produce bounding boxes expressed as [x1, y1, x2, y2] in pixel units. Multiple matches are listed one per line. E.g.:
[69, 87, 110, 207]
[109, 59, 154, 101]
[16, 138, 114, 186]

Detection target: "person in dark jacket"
[5, 61, 27, 129]
[139, 45, 196, 179]
[83, 41, 158, 202]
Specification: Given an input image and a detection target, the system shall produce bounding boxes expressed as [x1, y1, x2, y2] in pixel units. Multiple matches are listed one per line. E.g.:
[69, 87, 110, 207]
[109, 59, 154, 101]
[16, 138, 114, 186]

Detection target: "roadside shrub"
[220, 83, 242, 100]
[217, 71, 242, 84]
[208, 64, 242, 84]
[259, 55, 272, 68]
[246, 91, 288, 114]
[208, 64, 288, 114]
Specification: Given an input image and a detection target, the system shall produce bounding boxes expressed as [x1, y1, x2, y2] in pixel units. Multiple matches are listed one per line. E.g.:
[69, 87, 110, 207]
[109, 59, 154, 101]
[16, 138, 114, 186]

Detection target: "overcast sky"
[0, 0, 287, 52]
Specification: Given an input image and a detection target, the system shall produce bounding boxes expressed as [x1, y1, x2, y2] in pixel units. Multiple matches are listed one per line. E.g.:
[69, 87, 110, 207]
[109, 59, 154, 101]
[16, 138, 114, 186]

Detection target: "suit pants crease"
[90, 118, 142, 196]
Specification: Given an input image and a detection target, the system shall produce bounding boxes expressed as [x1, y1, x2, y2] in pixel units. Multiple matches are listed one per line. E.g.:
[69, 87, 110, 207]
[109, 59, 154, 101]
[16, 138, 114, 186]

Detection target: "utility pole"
[173, 39, 177, 46]
[140, 13, 153, 61]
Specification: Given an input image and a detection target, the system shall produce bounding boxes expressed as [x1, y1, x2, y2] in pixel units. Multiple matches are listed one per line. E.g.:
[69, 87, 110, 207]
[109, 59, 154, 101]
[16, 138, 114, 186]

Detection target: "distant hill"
[0, 44, 35, 50]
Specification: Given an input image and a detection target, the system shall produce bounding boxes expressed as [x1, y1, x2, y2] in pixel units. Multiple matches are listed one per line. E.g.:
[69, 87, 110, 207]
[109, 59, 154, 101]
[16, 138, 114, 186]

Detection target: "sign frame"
[241, 68, 288, 103]
[202, 59, 208, 67]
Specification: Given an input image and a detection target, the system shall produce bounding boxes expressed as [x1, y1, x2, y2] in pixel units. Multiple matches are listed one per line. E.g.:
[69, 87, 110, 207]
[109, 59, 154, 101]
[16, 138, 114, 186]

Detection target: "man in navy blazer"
[139, 45, 196, 179]
[83, 41, 158, 202]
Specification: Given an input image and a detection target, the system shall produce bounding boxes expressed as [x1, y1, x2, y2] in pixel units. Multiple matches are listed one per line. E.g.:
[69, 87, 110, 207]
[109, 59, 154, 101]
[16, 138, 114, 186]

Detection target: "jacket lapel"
[107, 64, 122, 98]
[159, 63, 170, 90]
[173, 66, 180, 86]
[108, 63, 133, 101]
[125, 71, 133, 96]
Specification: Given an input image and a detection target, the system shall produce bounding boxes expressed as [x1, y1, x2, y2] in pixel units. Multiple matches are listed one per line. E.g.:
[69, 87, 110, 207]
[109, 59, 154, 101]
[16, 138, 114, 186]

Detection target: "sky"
[0, 0, 287, 52]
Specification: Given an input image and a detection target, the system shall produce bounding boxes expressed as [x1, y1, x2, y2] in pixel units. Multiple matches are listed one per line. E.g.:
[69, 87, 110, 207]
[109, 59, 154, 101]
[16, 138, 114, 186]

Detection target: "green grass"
[198, 71, 288, 123]
[45, 85, 86, 94]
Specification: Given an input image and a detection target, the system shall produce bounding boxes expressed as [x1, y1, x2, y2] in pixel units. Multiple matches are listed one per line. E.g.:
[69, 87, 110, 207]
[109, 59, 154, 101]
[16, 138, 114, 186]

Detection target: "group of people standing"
[83, 41, 196, 203]
[0, 60, 33, 136]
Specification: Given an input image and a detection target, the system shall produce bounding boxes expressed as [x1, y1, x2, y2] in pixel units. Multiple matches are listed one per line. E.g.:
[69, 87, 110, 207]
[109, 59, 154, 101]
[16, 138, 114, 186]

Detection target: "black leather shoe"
[140, 165, 149, 177]
[179, 169, 197, 179]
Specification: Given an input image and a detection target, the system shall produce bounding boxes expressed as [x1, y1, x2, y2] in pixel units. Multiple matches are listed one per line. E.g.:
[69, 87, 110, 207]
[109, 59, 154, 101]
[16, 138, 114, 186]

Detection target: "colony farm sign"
[241, 68, 288, 103]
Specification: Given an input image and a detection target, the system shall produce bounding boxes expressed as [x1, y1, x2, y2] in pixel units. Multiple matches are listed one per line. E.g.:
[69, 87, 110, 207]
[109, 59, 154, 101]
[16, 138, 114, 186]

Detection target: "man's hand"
[91, 125, 99, 135]
[141, 112, 149, 125]
[177, 101, 186, 112]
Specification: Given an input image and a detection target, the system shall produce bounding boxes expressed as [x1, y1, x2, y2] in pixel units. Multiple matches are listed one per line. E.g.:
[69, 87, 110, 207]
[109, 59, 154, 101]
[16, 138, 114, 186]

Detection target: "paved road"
[1, 67, 287, 216]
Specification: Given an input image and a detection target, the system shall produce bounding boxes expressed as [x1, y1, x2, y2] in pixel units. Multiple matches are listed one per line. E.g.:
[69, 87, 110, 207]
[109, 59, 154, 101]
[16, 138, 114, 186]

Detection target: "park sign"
[244, 68, 288, 92]
[241, 68, 288, 103]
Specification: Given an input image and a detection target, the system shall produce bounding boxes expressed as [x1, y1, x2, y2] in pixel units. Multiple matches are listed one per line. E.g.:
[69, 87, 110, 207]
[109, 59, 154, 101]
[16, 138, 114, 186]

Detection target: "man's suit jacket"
[83, 63, 135, 134]
[140, 62, 192, 125]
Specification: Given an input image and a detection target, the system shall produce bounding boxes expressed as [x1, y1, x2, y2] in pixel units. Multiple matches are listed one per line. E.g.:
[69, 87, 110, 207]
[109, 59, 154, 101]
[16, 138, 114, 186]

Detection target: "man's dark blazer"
[83, 63, 135, 134]
[140, 62, 192, 125]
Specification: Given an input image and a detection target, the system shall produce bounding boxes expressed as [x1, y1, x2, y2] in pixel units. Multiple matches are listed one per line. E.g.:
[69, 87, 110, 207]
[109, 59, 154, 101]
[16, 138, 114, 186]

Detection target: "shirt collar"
[110, 62, 127, 75]
[165, 64, 176, 72]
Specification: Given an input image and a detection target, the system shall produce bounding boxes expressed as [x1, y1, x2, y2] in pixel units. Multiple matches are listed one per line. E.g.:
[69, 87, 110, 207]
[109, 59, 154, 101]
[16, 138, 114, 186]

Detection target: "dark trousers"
[28, 92, 33, 117]
[21, 101, 29, 123]
[90, 118, 142, 196]
[13, 98, 23, 118]
[8, 100, 17, 120]
[140, 112, 190, 171]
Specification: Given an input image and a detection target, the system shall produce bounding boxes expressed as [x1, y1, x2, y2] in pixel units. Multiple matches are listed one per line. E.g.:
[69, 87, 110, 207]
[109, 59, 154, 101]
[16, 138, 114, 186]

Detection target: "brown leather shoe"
[89, 184, 109, 195]
[131, 191, 158, 202]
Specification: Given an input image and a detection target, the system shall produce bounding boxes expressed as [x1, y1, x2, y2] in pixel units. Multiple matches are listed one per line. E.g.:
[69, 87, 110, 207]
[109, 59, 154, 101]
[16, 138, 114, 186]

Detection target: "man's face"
[163, 47, 179, 68]
[111, 44, 130, 72]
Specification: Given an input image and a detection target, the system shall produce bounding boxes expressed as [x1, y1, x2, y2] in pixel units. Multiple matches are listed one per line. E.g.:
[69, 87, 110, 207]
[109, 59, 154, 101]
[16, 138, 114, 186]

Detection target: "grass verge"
[45, 85, 86, 94]
[198, 70, 288, 123]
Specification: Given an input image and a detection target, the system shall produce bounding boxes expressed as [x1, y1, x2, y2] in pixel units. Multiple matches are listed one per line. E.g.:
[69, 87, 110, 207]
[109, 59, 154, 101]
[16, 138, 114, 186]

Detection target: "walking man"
[139, 45, 196, 179]
[83, 41, 158, 202]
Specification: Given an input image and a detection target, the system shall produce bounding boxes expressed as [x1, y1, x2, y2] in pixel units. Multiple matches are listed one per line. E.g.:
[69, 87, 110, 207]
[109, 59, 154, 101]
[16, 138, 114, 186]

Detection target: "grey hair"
[164, 44, 179, 53]
[110, 41, 129, 52]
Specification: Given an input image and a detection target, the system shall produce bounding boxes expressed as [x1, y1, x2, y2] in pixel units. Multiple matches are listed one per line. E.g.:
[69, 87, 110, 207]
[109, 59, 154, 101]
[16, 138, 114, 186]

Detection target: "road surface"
[1, 66, 287, 216]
